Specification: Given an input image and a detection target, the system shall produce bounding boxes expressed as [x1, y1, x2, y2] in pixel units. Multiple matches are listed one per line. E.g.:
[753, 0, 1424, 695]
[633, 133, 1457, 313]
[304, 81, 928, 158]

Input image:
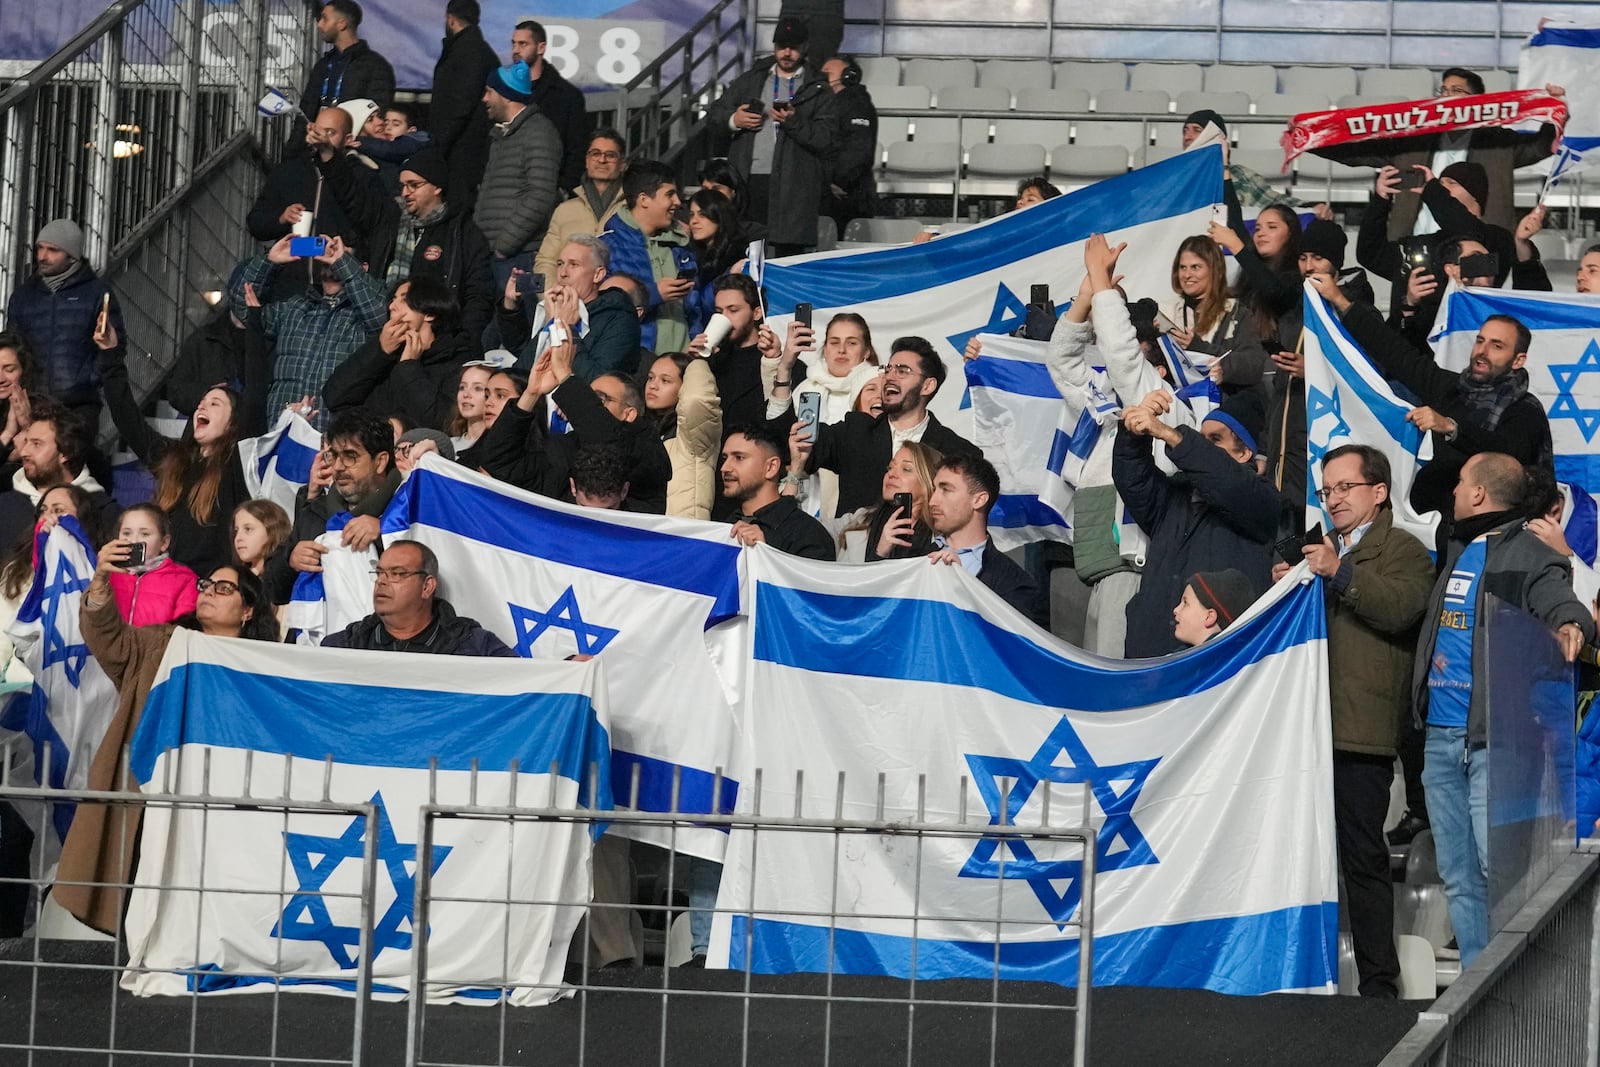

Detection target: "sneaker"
[1387, 811, 1430, 847]
[681, 954, 707, 968]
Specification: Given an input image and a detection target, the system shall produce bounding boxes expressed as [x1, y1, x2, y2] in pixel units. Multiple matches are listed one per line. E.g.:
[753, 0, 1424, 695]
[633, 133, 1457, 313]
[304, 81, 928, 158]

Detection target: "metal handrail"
[616, 0, 753, 159]
[0, 0, 147, 108]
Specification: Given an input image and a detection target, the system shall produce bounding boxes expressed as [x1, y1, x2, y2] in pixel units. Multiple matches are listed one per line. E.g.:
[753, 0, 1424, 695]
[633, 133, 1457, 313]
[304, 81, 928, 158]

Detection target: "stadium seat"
[843, 217, 926, 243]
[1142, 145, 1183, 168]
[1096, 89, 1172, 116]
[967, 142, 1047, 178]
[1175, 91, 1252, 120]
[884, 139, 963, 177]
[1395, 934, 1438, 1000]
[1253, 93, 1331, 118]
[914, 112, 995, 148]
[934, 86, 1011, 112]
[858, 56, 901, 88]
[995, 117, 1076, 149]
[1337, 93, 1406, 109]
[872, 84, 932, 110]
[1394, 830, 1454, 952]
[1358, 67, 1434, 100]
[1014, 86, 1091, 113]
[1203, 63, 1278, 97]
[1282, 66, 1358, 99]
[978, 60, 1053, 95]
[1072, 119, 1151, 153]
[1531, 230, 1571, 261]
[1131, 62, 1202, 94]
[1051, 143, 1130, 178]
[1054, 61, 1128, 97]
[903, 58, 978, 94]
[1151, 120, 1189, 149]
[1235, 123, 1289, 151]
[1231, 150, 1293, 189]
[1478, 68, 1513, 93]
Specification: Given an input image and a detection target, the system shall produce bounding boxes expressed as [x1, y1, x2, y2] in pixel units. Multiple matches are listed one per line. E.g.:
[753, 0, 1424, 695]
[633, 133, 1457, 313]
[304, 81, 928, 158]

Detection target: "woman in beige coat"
[642, 352, 722, 518]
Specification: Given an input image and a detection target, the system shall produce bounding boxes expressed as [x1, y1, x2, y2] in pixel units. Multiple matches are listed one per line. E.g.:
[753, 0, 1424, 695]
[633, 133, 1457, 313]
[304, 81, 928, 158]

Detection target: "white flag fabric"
[1519, 23, 1600, 186]
[369, 457, 745, 860]
[1429, 285, 1600, 563]
[1301, 284, 1439, 547]
[238, 410, 322, 513]
[0, 520, 119, 873]
[122, 632, 612, 1004]
[283, 517, 378, 646]
[759, 149, 1223, 430]
[711, 548, 1339, 996]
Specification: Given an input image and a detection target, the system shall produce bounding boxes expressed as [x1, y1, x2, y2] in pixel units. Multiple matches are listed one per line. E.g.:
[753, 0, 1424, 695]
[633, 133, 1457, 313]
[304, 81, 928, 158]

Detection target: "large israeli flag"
[1302, 284, 1439, 547]
[122, 632, 611, 1004]
[238, 410, 322, 513]
[760, 149, 1222, 429]
[1430, 286, 1600, 564]
[0, 520, 118, 873]
[370, 456, 745, 860]
[711, 548, 1338, 996]
[1520, 23, 1600, 186]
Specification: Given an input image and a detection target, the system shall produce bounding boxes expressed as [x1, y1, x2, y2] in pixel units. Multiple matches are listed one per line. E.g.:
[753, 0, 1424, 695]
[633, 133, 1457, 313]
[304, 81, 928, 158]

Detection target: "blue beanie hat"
[486, 61, 534, 105]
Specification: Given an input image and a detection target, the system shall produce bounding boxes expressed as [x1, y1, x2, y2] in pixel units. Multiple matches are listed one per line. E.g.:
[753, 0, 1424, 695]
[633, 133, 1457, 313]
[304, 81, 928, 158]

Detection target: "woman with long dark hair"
[641, 352, 721, 518]
[1208, 204, 1303, 349]
[0, 332, 48, 460]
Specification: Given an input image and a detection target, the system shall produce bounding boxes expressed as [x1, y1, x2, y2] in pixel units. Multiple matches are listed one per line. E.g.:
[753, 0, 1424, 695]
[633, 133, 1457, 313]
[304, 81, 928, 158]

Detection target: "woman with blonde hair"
[1161, 235, 1267, 397]
[808, 441, 943, 563]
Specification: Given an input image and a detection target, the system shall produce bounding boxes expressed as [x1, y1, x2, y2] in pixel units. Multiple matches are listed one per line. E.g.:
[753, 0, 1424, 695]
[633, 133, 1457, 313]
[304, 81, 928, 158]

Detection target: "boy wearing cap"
[1113, 389, 1280, 658]
[1172, 570, 1255, 647]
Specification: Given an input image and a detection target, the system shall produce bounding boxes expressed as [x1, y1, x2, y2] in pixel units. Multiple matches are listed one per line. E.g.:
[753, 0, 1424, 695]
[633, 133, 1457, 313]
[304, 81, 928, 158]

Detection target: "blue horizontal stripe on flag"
[1567, 484, 1599, 566]
[1440, 289, 1600, 335]
[989, 494, 1067, 530]
[256, 434, 319, 483]
[382, 468, 742, 624]
[1304, 296, 1424, 450]
[762, 149, 1220, 312]
[965, 357, 1059, 400]
[1529, 26, 1600, 48]
[611, 750, 739, 826]
[751, 576, 1324, 710]
[729, 900, 1338, 995]
[130, 663, 611, 800]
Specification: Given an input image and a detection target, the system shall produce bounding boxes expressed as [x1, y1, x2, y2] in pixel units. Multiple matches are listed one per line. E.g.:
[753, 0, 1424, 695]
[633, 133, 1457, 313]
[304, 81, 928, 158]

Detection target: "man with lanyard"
[298, 2, 394, 128]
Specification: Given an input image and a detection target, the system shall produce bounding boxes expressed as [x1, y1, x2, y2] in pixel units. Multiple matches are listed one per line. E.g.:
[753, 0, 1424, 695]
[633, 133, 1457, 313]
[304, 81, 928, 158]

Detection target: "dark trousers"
[1334, 750, 1400, 998]
[1398, 719, 1428, 821]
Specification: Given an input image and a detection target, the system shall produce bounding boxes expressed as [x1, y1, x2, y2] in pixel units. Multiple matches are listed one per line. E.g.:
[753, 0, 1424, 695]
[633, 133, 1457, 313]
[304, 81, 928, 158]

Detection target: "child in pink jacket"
[105, 503, 198, 625]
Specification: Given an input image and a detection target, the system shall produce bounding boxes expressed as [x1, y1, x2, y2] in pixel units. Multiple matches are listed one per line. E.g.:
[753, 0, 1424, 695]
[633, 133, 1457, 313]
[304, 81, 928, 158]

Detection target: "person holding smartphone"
[100, 504, 201, 627]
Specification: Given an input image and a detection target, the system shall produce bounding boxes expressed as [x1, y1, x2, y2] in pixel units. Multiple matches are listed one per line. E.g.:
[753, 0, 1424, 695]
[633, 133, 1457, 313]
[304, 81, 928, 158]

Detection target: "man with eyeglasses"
[499, 235, 641, 383]
[1272, 444, 1432, 998]
[785, 336, 979, 517]
[534, 130, 628, 292]
[269, 409, 402, 605]
[1317, 66, 1565, 239]
[322, 539, 514, 655]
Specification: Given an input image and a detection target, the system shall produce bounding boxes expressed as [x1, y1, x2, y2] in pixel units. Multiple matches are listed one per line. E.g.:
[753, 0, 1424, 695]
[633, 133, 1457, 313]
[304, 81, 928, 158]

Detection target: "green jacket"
[1324, 508, 1434, 756]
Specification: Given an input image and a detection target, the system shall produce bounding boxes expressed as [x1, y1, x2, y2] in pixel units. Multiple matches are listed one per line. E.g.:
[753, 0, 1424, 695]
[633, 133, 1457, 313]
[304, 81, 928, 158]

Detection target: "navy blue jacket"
[4, 264, 122, 406]
[321, 598, 516, 656]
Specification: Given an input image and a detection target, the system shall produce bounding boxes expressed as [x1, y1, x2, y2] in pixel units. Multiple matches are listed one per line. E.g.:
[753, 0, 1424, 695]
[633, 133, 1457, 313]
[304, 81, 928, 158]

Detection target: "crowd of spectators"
[1, 0, 1598, 987]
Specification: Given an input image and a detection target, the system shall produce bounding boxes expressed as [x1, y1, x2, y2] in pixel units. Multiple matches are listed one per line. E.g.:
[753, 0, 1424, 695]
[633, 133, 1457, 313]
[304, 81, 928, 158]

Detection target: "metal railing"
[614, 0, 755, 162]
[0, 0, 312, 376]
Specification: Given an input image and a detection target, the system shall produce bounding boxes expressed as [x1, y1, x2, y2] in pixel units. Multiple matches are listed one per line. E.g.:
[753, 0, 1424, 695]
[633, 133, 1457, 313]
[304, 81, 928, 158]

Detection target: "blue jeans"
[1422, 725, 1490, 966]
[685, 855, 722, 957]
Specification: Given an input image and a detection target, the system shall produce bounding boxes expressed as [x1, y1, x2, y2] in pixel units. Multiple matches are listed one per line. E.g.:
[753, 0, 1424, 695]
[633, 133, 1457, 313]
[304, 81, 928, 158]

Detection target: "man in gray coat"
[706, 18, 837, 255]
[474, 60, 562, 320]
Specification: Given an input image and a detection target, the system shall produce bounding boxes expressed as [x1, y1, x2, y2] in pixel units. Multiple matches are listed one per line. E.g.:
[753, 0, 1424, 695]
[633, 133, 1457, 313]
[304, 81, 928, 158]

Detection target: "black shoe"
[680, 954, 707, 968]
[1387, 811, 1429, 847]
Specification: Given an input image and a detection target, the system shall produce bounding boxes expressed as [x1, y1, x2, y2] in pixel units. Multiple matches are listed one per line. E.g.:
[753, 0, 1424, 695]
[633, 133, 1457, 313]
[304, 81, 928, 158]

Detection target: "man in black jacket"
[474, 332, 671, 511]
[248, 107, 384, 261]
[509, 19, 590, 192]
[430, 0, 499, 203]
[298, 1, 394, 125]
[785, 336, 979, 516]
[722, 424, 835, 559]
[689, 274, 767, 430]
[819, 56, 878, 233]
[927, 454, 1040, 624]
[1112, 390, 1280, 658]
[1309, 273, 1552, 547]
[706, 18, 837, 255]
[322, 539, 515, 655]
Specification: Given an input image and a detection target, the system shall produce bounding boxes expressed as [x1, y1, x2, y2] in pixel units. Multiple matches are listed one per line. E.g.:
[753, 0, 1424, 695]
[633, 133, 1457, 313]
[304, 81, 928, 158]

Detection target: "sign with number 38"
[538, 19, 665, 88]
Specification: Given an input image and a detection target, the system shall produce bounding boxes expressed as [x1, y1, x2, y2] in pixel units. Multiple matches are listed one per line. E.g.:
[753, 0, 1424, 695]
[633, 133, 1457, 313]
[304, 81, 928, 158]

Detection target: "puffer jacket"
[108, 558, 200, 627]
[598, 208, 698, 353]
[322, 325, 482, 430]
[4, 264, 122, 406]
[473, 106, 562, 258]
[534, 180, 625, 287]
[664, 358, 721, 518]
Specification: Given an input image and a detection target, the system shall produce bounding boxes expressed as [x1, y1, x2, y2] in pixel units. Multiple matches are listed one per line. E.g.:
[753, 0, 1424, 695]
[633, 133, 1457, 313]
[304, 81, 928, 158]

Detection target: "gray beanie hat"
[36, 219, 85, 260]
[397, 427, 456, 462]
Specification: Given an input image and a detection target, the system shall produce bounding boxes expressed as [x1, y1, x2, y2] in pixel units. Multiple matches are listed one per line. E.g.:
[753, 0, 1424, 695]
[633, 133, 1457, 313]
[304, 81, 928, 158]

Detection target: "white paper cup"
[291, 212, 314, 237]
[703, 312, 734, 352]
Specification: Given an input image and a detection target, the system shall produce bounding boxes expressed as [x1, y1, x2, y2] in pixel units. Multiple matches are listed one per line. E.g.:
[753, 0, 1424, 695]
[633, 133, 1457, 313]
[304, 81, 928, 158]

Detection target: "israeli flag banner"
[1301, 284, 1439, 547]
[1429, 285, 1600, 563]
[1520, 23, 1600, 186]
[238, 410, 322, 513]
[122, 633, 612, 1004]
[759, 148, 1222, 428]
[283, 513, 378, 646]
[0, 520, 118, 873]
[711, 548, 1338, 996]
[965, 332, 1082, 548]
[371, 457, 745, 860]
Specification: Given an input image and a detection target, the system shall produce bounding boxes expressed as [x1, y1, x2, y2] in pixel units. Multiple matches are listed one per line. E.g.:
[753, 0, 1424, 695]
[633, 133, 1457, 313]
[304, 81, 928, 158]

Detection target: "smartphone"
[676, 267, 698, 281]
[515, 271, 544, 298]
[1210, 203, 1228, 227]
[1406, 165, 1428, 192]
[1304, 523, 1323, 545]
[747, 98, 766, 114]
[1029, 284, 1050, 306]
[794, 302, 813, 328]
[125, 542, 147, 568]
[1154, 309, 1181, 335]
[796, 391, 821, 436]
[1398, 235, 1433, 276]
[289, 235, 326, 259]
[1457, 252, 1499, 280]
[893, 492, 914, 516]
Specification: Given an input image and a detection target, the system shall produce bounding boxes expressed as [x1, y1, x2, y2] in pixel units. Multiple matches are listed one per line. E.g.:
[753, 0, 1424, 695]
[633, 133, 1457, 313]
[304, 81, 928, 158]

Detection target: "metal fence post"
[85, 25, 123, 270]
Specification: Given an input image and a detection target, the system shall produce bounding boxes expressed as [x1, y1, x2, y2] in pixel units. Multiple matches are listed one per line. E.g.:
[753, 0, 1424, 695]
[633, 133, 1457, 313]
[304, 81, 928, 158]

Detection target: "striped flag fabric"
[237, 410, 322, 514]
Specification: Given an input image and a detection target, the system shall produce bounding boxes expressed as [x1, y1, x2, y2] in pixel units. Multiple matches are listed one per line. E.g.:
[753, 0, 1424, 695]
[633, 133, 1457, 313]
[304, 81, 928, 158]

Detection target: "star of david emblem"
[272, 792, 452, 969]
[1306, 384, 1352, 465]
[39, 552, 90, 686]
[1546, 339, 1600, 442]
[961, 716, 1160, 927]
[947, 283, 1031, 409]
[508, 586, 619, 657]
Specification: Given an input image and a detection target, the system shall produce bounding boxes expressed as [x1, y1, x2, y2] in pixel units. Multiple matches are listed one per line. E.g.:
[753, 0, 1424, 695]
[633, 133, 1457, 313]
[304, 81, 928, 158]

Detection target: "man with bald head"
[1412, 451, 1594, 969]
[248, 104, 383, 259]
